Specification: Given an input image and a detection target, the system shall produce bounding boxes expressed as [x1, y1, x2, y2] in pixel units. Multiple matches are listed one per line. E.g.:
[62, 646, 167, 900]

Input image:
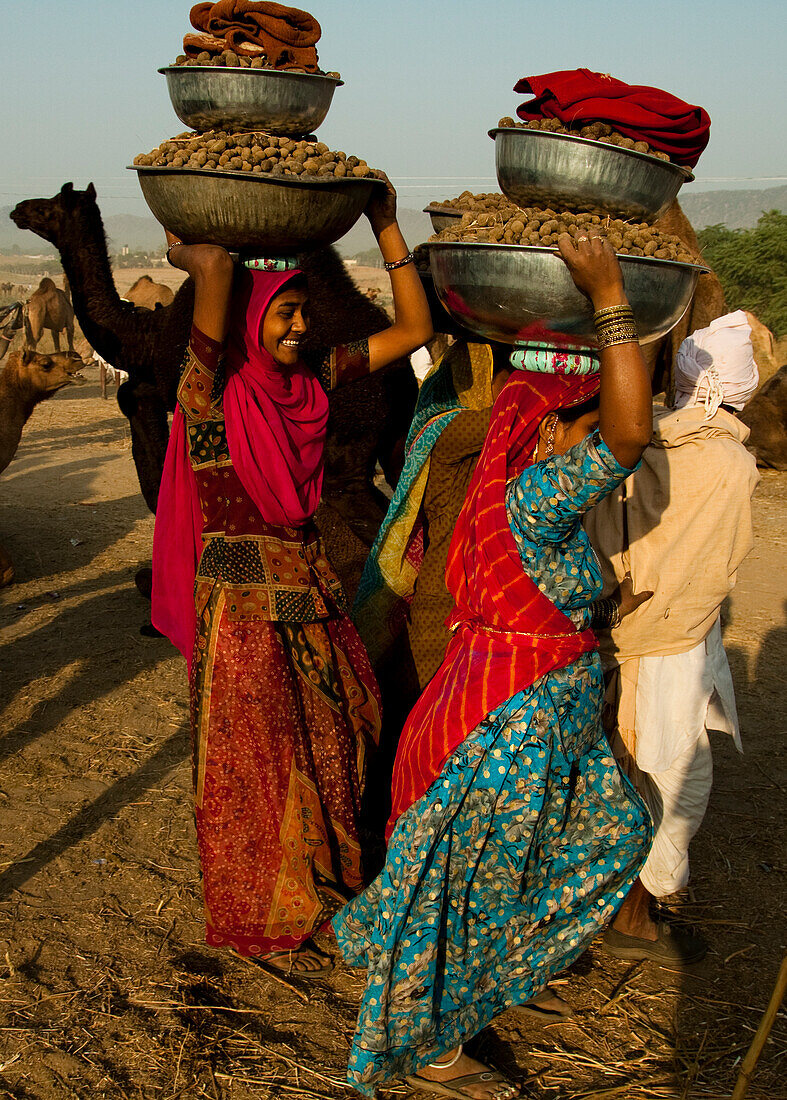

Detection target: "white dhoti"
[629, 620, 742, 897]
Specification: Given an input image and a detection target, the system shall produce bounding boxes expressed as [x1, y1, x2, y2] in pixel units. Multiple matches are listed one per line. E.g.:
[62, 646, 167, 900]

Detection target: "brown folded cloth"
[184, 1, 321, 70]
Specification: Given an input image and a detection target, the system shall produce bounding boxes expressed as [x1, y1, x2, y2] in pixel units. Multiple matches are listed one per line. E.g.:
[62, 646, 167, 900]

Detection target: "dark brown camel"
[11, 183, 417, 598]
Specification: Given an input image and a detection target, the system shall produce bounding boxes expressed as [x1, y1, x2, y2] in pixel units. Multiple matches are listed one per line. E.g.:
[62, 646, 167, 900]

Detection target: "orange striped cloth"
[388, 371, 600, 833]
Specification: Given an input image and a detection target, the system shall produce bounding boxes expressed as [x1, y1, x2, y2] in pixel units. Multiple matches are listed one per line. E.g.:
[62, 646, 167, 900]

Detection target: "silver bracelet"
[383, 251, 415, 272]
[166, 239, 184, 267]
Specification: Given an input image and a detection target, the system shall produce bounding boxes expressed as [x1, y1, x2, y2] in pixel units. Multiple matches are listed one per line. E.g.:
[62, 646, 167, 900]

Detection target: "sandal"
[231, 941, 333, 978]
[406, 1046, 520, 1100]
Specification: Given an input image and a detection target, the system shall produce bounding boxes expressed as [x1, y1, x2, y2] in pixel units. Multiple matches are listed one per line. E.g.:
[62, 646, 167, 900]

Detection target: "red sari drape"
[388, 371, 601, 833]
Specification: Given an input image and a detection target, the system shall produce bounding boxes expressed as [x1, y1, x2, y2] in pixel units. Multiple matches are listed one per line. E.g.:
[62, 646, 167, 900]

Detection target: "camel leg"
[51, 328, 61, 353]
[117, 380, 170, 513]
[100, 361, 107, 399]
[66, 318, 75, 356]
[23, 314, 39, 351]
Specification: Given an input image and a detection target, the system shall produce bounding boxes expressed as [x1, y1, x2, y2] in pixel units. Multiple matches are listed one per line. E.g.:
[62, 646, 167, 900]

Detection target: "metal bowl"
[490, 128, 693, 221]
[131, 166, 381, 251]
[159, 65, 343, 136]
[428, 242, 708, 347]
[423, 203, 463, 234]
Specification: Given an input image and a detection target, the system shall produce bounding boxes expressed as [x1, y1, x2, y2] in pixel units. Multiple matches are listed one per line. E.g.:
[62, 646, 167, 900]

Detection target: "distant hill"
[2, 185, 783, 258]
[678, 184, 787, 230]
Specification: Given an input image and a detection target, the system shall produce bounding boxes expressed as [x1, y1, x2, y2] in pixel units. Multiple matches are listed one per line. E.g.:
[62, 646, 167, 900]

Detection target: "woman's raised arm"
[558, 229, 652, 469]
[165, 230, 235, 344]
[364, 176, 433, 373]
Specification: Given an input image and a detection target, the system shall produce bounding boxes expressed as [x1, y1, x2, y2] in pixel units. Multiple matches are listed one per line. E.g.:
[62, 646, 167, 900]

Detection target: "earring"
[545, 420, 557, 458]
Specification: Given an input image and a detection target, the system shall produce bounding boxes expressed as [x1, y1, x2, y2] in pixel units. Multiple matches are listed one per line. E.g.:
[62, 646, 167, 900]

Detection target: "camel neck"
[55, 205, 148, 361]
[0, 372, 31, 472]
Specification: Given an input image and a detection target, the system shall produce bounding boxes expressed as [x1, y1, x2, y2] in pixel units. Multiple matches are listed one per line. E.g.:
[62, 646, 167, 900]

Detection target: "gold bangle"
[597, 328, 639, 349]
[594, 314, 636, 330]
[597, 321, 638, 336]
[594, 304, 634, 322]
[596, 321, 637, 338]
[594, 312, 635, 331]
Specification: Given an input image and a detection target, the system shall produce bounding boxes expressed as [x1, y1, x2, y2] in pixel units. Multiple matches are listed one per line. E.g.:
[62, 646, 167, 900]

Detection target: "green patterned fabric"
[510, 342, 599, 375]
[239, 255, 300, 272]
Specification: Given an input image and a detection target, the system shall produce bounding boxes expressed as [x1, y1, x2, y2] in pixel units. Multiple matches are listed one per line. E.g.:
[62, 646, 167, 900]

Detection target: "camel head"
[11, 182, 98, 247]
[4, 347, 85, 407]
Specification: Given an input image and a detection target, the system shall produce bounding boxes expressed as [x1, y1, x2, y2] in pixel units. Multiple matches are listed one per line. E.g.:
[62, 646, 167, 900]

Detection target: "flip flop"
[405, 1069, 520, 1100]
[231, 942, 334, 978]
[513, 987, 574, 1023]
[602, 923, 707, 966]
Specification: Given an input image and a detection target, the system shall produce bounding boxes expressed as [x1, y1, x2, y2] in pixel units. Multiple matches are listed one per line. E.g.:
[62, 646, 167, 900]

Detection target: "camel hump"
[38, 277, 57, 293]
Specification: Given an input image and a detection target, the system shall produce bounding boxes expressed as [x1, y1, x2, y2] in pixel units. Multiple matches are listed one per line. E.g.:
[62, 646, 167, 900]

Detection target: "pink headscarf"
[151, 267, 329, 669]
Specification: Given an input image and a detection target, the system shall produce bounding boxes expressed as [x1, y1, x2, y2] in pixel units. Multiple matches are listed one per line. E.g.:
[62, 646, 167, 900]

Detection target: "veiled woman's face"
[537, 408, 600, 460]
[261, 287, 310, 367]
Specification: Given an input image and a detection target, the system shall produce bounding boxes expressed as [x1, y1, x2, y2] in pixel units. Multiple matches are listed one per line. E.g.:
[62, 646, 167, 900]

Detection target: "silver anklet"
[428, 1044, 463, 1070]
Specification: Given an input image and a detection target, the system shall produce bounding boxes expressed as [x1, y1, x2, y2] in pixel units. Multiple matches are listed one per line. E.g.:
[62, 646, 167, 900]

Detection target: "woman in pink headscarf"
[152, 178, 432, 975]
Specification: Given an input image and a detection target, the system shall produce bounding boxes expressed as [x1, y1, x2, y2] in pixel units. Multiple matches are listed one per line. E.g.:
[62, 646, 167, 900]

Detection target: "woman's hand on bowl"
[365, 171, 397, 236]
[557, 227, 627, 311]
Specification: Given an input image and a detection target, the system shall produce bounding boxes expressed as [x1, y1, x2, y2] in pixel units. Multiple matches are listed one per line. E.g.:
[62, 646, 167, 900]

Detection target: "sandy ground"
[0, 317, 785, 1099]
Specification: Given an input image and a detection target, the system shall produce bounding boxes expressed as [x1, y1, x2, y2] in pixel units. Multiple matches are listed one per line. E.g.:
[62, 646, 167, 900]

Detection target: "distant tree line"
[350, 247, 385, 268]
[698, 210, 787, 338]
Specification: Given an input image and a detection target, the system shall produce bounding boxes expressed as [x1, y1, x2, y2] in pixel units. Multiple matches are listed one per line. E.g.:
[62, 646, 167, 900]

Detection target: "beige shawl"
[586, 404, 759, 750]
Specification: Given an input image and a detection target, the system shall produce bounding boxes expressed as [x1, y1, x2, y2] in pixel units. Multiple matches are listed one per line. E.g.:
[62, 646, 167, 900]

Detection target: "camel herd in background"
[0, 181, 784, 596]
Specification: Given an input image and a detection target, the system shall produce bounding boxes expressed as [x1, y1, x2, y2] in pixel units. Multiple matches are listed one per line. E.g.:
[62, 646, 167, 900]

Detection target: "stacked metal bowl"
[131, 61, 380, 252]
[426, 127, 705, 347]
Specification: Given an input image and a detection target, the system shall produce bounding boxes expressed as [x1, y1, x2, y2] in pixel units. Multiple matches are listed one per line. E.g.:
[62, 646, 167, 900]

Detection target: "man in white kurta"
[586, 310, 760, 964]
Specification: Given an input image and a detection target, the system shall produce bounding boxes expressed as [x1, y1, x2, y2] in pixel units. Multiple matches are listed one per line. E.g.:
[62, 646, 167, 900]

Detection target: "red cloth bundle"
[514, 69, 710, 168]
[185, 0, 321, 71]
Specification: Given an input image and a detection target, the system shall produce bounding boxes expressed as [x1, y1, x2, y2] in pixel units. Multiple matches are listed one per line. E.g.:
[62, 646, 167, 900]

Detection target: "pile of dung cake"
[497, 117, 671, 161]
[134, 1, 380, 179]
[134, 132, 380, 179]
[424, 195, 696, 263]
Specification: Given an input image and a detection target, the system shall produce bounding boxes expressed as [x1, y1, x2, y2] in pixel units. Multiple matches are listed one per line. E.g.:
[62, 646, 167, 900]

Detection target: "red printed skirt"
[190, 589, 381, 955]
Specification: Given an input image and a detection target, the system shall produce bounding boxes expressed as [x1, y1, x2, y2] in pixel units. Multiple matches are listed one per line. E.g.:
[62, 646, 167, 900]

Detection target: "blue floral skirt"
[334, 658, 652, 1096]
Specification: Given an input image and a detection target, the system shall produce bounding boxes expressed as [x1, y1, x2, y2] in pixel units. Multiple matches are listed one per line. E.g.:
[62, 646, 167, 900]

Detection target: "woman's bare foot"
[416, 1047, 519, 1099]
[529, 987, 571, 1014]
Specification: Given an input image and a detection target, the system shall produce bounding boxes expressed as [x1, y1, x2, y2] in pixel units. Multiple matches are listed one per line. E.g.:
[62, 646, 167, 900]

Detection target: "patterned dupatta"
[388, 370, 600, 832]
[352, 342, 494, 665]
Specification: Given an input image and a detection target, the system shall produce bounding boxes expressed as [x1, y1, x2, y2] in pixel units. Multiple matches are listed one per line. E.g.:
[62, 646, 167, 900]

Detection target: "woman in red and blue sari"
[335, 227, 655, 1099]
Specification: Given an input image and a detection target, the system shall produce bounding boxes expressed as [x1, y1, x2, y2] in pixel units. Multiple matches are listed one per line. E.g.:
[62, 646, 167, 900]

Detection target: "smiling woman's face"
[261, 286, 310, 367]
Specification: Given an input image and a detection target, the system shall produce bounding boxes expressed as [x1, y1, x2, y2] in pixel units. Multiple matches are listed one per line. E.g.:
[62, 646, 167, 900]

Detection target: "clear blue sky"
[4, 0, 786, 216]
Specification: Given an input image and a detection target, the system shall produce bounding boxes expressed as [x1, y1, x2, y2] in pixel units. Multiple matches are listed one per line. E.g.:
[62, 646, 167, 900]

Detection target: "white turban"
[674, 310, 759, 418]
